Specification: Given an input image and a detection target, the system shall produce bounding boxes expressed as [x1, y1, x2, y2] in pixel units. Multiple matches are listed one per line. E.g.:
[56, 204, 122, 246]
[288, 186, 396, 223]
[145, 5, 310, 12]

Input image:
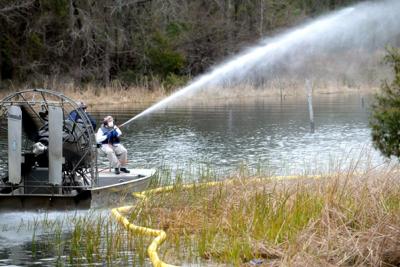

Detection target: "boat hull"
[0, 169, 155, 211]
[0, 191, 91, 211]
[90, 168, 155, 208]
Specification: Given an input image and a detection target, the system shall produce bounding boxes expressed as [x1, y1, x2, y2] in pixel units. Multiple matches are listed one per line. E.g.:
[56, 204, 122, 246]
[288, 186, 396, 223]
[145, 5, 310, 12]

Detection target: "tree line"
[0, 0, 360, 89]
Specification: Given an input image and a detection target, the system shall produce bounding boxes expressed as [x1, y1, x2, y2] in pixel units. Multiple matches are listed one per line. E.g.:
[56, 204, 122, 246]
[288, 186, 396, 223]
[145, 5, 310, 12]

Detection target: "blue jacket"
[98, 126, 120, 145]
[69, 108, 97, 129]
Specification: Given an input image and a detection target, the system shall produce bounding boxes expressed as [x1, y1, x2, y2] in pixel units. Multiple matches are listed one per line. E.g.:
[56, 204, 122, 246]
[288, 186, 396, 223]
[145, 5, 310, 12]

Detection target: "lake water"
[93, 93, 383, 176]
[0, 93, 387, 266]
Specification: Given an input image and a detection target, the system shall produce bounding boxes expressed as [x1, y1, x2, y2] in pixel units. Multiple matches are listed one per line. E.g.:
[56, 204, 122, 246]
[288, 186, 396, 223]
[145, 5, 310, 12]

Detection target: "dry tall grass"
[0, 80, 168, 105]
[188, 80, 378, 104]
[0, 79, 378, 106]
[133, 167, 400, 266]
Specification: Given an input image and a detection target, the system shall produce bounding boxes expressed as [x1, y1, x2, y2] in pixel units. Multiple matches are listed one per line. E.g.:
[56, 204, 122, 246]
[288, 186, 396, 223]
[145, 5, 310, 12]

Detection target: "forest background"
[0, 0, 362, 92]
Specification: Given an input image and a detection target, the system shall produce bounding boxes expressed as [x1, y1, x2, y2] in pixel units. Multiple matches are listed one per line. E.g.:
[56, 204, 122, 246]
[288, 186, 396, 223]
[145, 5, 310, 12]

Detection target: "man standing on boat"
[96, 115, 130, 175]
[69, 101, 97, 129]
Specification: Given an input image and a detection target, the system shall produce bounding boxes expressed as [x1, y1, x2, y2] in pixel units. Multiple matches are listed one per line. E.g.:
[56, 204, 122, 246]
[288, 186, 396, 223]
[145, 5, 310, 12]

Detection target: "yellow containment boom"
[111, 174, 325, 266]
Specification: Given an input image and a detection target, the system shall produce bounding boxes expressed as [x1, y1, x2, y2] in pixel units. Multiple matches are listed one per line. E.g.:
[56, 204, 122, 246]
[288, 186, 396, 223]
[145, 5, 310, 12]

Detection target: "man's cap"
[103, 115, 113, 123]
[78, 101, 87, 109]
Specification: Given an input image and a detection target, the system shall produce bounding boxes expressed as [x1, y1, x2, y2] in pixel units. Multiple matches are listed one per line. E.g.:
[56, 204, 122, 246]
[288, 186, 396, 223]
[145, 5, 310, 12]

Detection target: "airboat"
[0, 89, 155, 210]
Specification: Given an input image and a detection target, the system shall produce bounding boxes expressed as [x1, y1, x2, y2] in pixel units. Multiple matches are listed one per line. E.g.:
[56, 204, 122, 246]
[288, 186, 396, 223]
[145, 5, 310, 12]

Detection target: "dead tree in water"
[306, 79, 314, 133]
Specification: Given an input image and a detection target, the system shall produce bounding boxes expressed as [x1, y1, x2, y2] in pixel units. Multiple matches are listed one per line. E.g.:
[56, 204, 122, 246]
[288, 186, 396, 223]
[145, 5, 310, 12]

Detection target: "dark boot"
[120, 168, 130, 173]
[115, 168, 120, 175]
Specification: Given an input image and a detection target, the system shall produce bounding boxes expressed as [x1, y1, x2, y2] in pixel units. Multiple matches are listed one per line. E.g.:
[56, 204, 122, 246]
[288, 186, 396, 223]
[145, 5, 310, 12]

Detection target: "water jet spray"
[119, 0, 400, 128]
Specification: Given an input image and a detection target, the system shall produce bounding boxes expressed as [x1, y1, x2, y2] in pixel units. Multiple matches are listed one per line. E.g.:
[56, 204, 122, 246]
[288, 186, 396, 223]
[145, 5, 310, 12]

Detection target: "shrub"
[147, 32, 186, 79]
[370, 47, 400, 158]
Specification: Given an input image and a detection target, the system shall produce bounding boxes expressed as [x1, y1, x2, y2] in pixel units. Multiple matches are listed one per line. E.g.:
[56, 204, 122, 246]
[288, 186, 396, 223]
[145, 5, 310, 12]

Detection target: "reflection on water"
[93, 94, 383, 175]
[0, 210, 148, 266]
[0, 94, 386, 266]
[0, 211, 85, 266]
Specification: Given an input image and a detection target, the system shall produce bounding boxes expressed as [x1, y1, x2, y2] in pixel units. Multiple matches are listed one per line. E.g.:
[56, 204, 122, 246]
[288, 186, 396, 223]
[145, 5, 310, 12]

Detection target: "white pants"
[100, 144, 128, 168]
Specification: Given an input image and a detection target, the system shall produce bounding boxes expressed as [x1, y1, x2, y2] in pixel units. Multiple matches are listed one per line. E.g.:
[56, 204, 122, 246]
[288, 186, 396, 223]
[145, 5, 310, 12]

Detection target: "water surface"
[93, 94, 382, 175]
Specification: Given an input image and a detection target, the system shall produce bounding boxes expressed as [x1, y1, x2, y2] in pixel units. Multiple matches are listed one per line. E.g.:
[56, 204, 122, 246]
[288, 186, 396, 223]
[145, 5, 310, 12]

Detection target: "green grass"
[19, 164, 400, 266]
[15, 211, 150, 266]
[132, 167, 400, 266]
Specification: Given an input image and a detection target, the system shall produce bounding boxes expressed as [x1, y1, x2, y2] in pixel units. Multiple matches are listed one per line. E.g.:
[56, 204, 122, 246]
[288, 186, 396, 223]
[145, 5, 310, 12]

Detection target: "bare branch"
[0, 0, 34, 15]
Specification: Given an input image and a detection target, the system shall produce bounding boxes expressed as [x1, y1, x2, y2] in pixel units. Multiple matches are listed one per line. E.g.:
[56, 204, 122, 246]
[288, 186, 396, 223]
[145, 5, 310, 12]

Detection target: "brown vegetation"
[0, 78, 378, 107]
[0, 81, 168, 105]
[133, 167, 400, 266]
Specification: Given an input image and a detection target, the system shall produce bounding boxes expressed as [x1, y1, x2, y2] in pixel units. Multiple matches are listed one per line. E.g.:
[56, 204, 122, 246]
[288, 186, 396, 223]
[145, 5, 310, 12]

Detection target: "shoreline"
[0, 82, 378, 107]
[131, 166, 400, 266]
[20, 165, 397, 266]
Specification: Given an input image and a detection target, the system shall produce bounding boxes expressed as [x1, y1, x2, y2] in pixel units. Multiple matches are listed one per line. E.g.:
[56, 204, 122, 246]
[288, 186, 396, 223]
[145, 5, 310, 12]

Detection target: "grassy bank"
[20, 165, 400, 266]
[0, 79, 379, 106]
[0, 81, 168, 105]
[131, 167, 400, 266]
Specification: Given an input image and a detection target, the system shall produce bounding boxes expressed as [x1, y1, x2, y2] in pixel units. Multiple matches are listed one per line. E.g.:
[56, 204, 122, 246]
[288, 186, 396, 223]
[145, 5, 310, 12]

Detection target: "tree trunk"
[68, 0, 75, 82]
[259, 0, 264, 37]
[103, 4, 110, 87]
[69, 0, 83, 83]
[0, 45, 2, 82]
[225, 0, 233, 54]
[103, 41, 110, 87]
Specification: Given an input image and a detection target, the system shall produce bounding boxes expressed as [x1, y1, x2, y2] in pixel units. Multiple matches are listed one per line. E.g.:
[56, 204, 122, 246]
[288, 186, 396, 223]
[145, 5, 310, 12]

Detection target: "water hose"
[110, 182, 224, 267]
[111, 205, 174, 267]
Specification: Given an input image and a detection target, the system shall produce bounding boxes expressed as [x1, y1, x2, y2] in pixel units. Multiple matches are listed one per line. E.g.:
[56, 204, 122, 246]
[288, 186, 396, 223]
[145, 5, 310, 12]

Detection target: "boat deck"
[92, 168, 156, 191]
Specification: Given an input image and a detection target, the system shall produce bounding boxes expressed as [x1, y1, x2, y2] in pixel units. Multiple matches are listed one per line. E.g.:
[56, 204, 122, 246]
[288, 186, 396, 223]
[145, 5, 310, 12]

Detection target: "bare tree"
[0, 0, 34, 21]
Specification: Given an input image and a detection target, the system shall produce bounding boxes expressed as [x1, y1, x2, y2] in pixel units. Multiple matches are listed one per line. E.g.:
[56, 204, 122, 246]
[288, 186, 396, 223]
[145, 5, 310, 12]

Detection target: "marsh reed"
[22, 163, 400, 266]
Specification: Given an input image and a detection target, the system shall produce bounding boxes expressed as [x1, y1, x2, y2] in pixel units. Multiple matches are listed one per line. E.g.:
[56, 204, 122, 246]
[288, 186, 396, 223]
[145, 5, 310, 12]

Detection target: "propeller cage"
[0, 89, 98, 194]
